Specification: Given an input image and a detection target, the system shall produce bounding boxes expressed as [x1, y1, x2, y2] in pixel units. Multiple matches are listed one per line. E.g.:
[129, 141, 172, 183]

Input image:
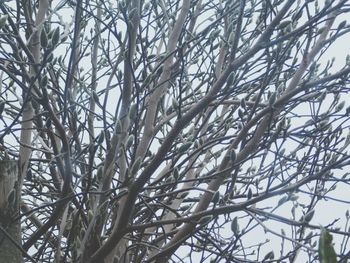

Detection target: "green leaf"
[318, 226, 337, 263]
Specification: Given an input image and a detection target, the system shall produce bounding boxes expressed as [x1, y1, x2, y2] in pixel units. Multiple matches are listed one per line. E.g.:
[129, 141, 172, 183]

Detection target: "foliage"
[319, 227, 337, 263]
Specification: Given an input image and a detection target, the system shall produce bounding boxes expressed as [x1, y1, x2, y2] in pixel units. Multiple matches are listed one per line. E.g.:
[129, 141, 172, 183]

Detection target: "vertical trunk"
[0, 159, 21, 263]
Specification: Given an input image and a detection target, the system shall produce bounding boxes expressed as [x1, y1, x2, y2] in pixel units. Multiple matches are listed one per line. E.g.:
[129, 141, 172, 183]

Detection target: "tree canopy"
[0, 0, 350, 262]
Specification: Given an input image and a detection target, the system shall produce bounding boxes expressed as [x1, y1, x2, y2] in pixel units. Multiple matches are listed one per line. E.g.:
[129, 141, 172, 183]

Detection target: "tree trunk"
[0, 159, 21, 263]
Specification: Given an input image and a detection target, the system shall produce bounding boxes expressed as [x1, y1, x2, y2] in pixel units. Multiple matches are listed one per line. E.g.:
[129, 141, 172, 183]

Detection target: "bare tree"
[0, 0, 350, 262]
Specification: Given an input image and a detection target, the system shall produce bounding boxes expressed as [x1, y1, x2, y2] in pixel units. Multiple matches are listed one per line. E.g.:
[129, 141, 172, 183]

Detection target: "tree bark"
[0, 159, 21, 263]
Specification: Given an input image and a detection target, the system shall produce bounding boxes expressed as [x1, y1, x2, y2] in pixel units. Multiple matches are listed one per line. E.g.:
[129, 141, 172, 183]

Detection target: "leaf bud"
[231, 216, 239, 235]
[40, 28, 48, 48]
